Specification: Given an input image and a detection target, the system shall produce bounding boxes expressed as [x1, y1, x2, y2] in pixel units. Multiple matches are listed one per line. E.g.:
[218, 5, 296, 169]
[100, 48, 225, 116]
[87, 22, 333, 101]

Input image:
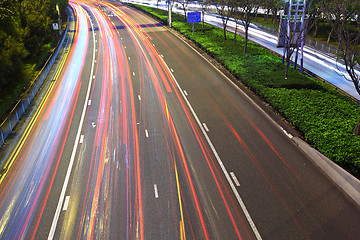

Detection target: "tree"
[215, 0, 234, 41]
[178, 0, 189, 21]
[322, 0, 360, 135]
[236, 0, 261, 53]
[278, 0, 316, 77]
[199, 0, 210, 29]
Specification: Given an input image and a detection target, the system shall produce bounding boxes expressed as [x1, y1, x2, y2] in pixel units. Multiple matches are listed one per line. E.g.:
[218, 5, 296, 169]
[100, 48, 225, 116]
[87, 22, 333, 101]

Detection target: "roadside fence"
[0, 17, 69, 147]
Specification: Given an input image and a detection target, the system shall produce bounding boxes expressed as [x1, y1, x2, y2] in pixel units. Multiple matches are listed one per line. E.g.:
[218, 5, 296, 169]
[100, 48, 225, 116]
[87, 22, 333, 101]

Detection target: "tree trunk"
[202, 11, 204, 29]
[285, 56, 290, 77]
[234, 23, 237, 45]
[354, 118, 360, 136]
[244, 26, 249, 53]
[327, 29, 333, 44]
[314, 21, 319, 37]
[223, 26, 227, 40]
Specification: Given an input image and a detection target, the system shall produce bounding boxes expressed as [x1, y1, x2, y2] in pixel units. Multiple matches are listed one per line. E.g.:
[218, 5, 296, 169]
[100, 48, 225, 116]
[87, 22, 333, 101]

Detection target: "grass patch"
[131, 4, 360, 178]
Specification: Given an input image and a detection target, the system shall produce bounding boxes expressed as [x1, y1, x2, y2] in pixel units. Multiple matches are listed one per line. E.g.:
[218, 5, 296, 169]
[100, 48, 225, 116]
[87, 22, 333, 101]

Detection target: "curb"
[293, 137, 360, 206]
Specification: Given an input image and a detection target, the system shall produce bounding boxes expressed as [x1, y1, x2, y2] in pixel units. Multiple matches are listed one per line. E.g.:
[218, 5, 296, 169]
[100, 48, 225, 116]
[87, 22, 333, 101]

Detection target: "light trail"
[0, 1, 89, 239]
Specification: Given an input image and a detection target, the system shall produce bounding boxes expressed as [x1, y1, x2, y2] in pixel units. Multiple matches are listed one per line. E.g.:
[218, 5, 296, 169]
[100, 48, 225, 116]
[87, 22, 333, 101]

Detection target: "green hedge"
[131, 4, 360, 178]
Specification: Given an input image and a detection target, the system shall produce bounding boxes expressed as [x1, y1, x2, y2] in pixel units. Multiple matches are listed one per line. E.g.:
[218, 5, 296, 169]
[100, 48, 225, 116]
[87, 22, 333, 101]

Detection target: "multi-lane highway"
[0, 1, 360, 239]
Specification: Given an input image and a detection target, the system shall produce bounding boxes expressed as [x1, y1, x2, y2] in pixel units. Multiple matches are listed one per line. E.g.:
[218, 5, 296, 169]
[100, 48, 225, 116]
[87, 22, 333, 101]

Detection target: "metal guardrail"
[0, 16, 70, 147]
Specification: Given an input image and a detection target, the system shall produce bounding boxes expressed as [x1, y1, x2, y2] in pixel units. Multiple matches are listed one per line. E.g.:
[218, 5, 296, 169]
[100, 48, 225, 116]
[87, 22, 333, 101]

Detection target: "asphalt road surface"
[0, 1, 359, 239]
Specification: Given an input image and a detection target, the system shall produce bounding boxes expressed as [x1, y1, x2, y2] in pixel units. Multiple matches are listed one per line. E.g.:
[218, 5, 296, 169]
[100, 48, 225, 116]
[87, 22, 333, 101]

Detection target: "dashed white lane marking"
[183, 90, 188, 96]
[162, 47, 263, 239]
[117, 161, 119, 169]
[154, 184, 159, 198]
[88, 100, 91, 106]
[170, 68, 174, 73]
[202, 123, 209, 132]
[160, 54, 164, 58]
[62, 196, 70, 211]
[230, 172, 241, 187]
[128, 57, 131, 60]
[145, 129, 149, 138]
[138, 95, 141, 101]
[79, 135, 84, 144]
[124, 46, 127, 49]
[133, 72, 135, 76]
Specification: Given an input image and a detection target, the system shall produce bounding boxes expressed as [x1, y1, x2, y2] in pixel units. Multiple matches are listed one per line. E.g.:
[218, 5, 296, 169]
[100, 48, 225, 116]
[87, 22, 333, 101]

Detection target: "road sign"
[187, 12, 201, 23]
[52, 23, 59, 30]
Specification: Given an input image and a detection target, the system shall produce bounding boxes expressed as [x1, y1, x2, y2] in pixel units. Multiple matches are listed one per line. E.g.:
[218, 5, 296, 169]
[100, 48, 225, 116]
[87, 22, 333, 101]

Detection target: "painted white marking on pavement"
[79, 135, 84, 144]
[62, 196, 70, 211]
[230, 172, 241, 187]
[88, 100, 91, 106]
[138, 95, 141, 101]
[48, 10, 97, 240]
[154, 184, 159, 198]
[183, 90, 188, 96]
[202, 123, 209, 132]
[128, 57, 131, 60]
[170, 68, 174, 73]
[159, 50, 263, 239]
[133, 72, 135, 76]
[145, 129, 149, 138]
[92, 122, 96, 128]
[280, 127, 293, 139]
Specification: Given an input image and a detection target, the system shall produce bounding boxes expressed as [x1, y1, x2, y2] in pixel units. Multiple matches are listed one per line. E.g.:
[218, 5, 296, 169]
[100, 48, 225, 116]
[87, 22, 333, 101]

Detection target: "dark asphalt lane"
[0, 1, 360, 240]
[123, 5, 360, 240]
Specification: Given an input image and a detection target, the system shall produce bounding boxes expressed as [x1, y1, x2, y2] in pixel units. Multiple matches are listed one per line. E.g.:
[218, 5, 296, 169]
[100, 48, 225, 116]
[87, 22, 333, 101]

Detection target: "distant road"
[0, 1, 359, 239]
[138, 0, 360, 100]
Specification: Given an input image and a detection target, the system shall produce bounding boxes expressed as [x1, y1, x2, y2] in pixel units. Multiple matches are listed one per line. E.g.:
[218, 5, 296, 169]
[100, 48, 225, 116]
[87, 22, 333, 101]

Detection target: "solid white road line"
[202, 123, 209, 132]
[48, 9, 97, 240]
[158, 46, 263, 240]
[230, 172, 241, 187]
[62, 196, 70, 211]
[154, 184, 159, 198]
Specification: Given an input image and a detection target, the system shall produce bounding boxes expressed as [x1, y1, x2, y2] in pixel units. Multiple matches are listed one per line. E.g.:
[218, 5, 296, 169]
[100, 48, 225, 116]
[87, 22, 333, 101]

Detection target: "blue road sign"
[187, 12, 201, 23]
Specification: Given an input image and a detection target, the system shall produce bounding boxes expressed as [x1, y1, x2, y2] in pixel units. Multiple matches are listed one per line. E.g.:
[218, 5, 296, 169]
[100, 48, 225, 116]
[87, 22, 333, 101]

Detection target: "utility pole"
[167, 0, 172, 27]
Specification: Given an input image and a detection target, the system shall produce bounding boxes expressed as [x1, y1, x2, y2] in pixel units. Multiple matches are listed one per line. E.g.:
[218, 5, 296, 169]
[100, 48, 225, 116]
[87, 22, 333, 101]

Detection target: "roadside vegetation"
[131, 4, 360, 179]
[0, 0, 68, 118]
